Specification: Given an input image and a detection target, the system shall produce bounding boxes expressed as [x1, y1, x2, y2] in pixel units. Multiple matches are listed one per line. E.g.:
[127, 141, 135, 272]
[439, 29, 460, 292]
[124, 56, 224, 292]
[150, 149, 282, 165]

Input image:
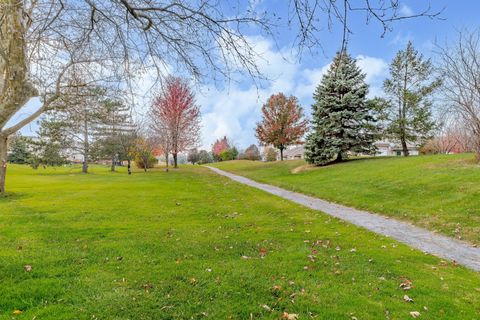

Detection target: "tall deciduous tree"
[256, 93, 308, 161]
[383, 41, 441, 156]
[438, 30, 480, 161]
[305, 51, 378, 165]
[150, 77, 201, 168]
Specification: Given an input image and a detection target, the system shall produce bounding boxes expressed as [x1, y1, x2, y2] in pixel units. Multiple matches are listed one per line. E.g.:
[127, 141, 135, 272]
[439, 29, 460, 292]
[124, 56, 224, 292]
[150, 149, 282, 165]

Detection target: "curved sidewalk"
[206, 166, 480, 272]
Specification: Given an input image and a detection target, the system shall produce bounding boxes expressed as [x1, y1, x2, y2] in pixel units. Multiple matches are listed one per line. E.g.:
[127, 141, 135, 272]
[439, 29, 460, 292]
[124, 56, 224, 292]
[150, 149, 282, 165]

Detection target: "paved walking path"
[207, 166, 480, 272]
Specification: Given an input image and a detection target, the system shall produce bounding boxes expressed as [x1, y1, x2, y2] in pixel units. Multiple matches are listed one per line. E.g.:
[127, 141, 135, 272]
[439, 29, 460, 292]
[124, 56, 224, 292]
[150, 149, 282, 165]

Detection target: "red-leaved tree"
[211, 136, 230, 160]
[150, 77, 201, 168]
[255, 93, 308, 160]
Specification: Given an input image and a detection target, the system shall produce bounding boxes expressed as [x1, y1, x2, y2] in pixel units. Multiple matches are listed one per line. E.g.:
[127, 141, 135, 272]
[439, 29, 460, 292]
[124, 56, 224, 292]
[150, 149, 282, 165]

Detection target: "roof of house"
[283, 145, 305, 157]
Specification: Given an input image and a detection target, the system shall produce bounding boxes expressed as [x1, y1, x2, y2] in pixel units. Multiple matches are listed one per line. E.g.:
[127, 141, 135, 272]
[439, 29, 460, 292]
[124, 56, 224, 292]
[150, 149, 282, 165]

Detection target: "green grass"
[210, 154, 480, 245]
[0, 164, 479, 319]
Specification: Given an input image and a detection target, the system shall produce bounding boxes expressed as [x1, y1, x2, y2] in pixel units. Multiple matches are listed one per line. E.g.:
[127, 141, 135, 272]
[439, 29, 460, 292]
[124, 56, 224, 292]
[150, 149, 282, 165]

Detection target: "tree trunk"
[165, 153, 169, 168]
[336, 152, 343, 162]
[82, 116, 89, 173]
[0, 135, 8, 194]
[401, 136, 409, 157]
[474, 134, 480, 163]
[127, 159, 132, 175]
[173, 153, 178, 168]
[280, 148, 284, 161]
[111, 154, 116, 172]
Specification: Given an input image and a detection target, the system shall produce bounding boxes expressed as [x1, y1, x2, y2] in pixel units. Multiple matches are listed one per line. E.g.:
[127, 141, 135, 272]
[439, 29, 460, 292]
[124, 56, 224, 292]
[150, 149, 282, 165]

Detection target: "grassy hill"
[0, 164, 479, 319]
[211, 154, 480, 245]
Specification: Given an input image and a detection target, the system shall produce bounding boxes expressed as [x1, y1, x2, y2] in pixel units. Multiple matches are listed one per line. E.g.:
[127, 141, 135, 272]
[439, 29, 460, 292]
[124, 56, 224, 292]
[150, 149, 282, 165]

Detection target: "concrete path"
[207, 166, 480, 272]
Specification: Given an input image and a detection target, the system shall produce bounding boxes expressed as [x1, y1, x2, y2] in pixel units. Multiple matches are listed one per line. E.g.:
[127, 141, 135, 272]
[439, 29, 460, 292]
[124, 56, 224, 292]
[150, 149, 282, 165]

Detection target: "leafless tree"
[437, 30, 480, 161]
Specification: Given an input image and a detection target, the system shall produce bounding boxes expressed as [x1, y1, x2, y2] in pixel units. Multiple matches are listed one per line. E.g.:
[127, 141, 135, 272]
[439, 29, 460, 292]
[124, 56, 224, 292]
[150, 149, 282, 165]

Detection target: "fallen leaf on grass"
[259, 248, 267, 258]
[13, 310, 22, 315]
[282, 312, 298, 320]
[404, 295, 414, 302]
[261, 304, 272, 312]
[409, 311, 421, 318]
[23, 265, 32, 272]
[399, 277, 413, 290]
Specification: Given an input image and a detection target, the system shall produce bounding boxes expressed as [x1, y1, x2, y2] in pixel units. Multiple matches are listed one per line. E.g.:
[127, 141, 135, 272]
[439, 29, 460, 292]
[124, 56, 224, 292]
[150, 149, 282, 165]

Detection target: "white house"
[374, 141, 420, 156]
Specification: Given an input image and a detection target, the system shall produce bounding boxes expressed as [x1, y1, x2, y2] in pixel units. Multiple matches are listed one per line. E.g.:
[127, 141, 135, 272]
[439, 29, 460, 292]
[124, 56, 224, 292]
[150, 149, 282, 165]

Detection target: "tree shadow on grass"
[0, 192, 30, 202]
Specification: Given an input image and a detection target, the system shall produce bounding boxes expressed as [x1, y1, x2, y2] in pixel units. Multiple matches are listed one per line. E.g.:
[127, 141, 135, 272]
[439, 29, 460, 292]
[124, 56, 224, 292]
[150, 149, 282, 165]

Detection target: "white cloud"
[197, 38, 389, 150]
[355, 55, 388, 83]
[400, 4, 414, 16]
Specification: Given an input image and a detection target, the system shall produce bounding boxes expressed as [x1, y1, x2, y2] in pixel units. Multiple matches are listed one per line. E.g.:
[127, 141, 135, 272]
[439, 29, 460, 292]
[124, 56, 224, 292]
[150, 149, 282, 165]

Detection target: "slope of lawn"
[210, 153, 480, 245]
[0, 164, 479, 319]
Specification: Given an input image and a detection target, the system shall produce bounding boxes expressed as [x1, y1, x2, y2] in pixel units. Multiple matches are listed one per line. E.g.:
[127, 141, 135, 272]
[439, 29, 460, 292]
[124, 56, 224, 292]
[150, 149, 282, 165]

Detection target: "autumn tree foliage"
[150, 77, 201, 168]
[211, 136, 230, 161]
[255, 93, 308, 160]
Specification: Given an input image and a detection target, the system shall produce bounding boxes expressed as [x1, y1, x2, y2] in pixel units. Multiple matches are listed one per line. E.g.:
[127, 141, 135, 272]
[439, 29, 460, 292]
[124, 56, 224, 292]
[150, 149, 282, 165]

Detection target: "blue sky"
[16, 0, 480, 150]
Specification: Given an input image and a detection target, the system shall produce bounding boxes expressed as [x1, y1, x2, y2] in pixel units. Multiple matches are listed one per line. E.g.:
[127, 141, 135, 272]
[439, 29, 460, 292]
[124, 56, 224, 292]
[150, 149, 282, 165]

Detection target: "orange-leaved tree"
[255, 93, 308, 160]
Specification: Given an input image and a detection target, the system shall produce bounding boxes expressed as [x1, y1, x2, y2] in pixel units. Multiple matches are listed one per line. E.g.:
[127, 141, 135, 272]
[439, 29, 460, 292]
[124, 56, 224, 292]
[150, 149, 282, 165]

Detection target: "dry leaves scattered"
[281, 312, 299, 320]
[409, 311, 421, 318]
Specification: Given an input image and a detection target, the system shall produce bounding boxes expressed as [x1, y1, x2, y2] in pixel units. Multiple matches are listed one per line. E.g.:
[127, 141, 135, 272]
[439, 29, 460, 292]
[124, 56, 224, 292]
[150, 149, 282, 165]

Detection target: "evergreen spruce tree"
[304, 51, 378, 165]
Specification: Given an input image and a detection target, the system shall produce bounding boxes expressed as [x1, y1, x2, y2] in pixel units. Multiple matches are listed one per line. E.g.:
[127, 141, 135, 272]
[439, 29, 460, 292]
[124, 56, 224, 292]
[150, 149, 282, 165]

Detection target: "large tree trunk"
[173, 153, 178, 168]
[0, 1, 39, 194]
[165, 153, 169, 168]
[82, 116, 89, 173]
[127, 159, 132, 175]
[279, 148, 284, 161]
[111, 154, 116, 172]
[0, 135, 8, 194]
[400, 136, 409, 157]
[474, 133, 480, 163]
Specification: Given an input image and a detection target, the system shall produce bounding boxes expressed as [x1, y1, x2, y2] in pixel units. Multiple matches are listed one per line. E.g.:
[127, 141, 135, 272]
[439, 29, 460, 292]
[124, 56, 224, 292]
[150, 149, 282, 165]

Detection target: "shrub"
[265, 147, 277, 161]
[135, 153, 158, 169]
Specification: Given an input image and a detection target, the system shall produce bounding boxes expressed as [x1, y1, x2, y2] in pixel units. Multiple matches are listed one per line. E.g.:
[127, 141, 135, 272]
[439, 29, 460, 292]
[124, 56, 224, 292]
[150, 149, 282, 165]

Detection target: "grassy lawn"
[0, 164, 479, 319]
[210, 154, 480, 245]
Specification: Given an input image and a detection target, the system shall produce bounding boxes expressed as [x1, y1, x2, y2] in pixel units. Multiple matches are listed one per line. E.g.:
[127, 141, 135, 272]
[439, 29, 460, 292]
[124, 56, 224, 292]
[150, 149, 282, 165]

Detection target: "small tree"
[117, 131, 139, 175]
[383, 41, 441, 156]
[241, 144, 261, 160]
[187, 148, 201, 164]
[219, 147, 238, 161]
[133, 136, 158, 172]
[256, 93, 308, 160]
[264, 147, 278, 162]
[95, 99, 136, 172]
[198, 150, 214, 164]
[211, 136, 230, 161]
[305, 51, 379, 165]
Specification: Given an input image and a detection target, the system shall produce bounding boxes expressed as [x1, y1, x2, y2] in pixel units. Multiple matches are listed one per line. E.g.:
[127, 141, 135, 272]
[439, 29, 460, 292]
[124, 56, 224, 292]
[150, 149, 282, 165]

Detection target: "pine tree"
[94, 99, 136, 172]
[305, 51, 378, 165]
[383, 41, 441, 156]
[7, 134, 33, 164]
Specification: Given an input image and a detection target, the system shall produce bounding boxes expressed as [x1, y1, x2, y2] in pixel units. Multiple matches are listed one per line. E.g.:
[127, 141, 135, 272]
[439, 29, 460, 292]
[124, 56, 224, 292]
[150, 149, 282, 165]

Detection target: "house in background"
[282, 145, 305, 160]
[374, 141, 419, 156]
